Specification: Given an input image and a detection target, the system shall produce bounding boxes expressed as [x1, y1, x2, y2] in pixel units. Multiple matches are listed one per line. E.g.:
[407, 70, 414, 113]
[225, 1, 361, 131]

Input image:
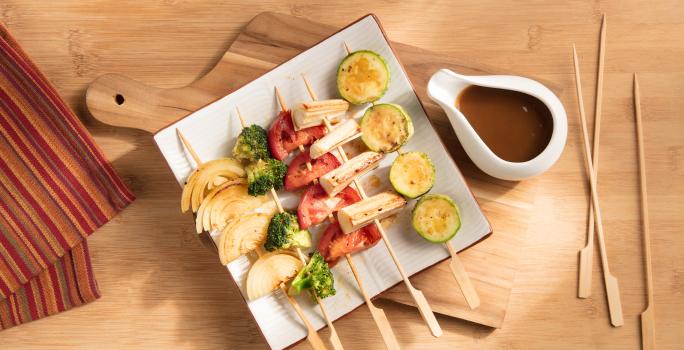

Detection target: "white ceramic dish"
[154, 14, 491, 350]
[427, 69, 568, 180]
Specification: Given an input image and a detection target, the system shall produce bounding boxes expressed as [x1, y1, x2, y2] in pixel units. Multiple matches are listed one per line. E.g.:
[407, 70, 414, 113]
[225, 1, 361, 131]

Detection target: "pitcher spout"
[427, 69, 469, 109]
[427, 69, 475, 134]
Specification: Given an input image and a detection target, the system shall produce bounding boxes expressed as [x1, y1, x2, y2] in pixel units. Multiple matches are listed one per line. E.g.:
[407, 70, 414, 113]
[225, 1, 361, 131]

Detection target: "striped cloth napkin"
[0, 23, 134, 329]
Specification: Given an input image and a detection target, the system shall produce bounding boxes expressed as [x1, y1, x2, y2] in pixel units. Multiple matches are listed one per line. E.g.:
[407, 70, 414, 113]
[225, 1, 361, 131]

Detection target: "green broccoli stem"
[289, 252, 336, 300]
[264, 212, 312, 251]
[246, 158, 286, 196]
[291, 275, 314, 293]
[233, 124, 270, 162]
[291, 230, 312, 249]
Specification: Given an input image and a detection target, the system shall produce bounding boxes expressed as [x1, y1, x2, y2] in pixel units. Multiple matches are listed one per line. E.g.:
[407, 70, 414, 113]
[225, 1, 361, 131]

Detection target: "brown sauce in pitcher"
[456, 85, 553, 163]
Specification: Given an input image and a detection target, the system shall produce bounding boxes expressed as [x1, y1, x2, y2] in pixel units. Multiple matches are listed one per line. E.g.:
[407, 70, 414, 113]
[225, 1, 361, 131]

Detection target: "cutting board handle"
[85, 73, 214, 133]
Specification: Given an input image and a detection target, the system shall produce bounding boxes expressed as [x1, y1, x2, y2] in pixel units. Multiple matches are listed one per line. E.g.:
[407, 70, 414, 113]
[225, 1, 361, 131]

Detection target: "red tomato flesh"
[284, 151, 340, 191]
[318, 221, 382, 266]
[297, 184, 361, 229]
[268, 110, 326, 160]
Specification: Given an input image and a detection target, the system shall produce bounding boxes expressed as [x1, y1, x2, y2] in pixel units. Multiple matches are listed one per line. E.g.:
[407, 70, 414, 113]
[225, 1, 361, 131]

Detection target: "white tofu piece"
[337, 191, 407, 234]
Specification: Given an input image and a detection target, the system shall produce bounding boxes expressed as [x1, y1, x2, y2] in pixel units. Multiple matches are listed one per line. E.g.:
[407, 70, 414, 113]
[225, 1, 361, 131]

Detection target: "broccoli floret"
[264, 212, 312, 251]
[245, 158, 286, 196]
[290, 252, 336, 300]
[232, 124, 270, 162]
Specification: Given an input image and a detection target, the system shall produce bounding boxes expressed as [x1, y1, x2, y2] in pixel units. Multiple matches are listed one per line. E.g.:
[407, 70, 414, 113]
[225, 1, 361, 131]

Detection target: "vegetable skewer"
[176, 129, 327, 350]
[275, 87, 400, 350]
[235, 108, 344, 350]
[342, 42, 480, 309]
[302, 75, 443, 337]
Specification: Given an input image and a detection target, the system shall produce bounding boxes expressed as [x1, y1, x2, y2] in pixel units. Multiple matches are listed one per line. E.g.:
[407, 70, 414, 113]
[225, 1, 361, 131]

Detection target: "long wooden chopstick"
[578, 13, 607, 299]
[176, 129, 327, 350]
[234, 108, 341, 350]
[302, 73, 442, 337]
[634, 73, 655, 350]
[572, 45, 624, 327]
[288, 82, 401, 349]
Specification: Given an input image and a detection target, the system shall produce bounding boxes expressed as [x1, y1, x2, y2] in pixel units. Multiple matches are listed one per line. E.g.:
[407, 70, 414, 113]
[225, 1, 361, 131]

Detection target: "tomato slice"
[268, 110, 326, 160]
[297, 184, 361, 229]
[284, 151, 340, 191]
[318, 221, 382, 266]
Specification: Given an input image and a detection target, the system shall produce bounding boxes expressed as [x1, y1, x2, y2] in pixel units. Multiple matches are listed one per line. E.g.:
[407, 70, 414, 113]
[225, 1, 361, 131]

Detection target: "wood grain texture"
[0, 1, 682, 349]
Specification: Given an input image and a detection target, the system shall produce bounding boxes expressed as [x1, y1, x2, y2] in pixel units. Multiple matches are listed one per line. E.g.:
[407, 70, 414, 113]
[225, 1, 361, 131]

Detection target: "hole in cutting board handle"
[115, 94, 125, 105]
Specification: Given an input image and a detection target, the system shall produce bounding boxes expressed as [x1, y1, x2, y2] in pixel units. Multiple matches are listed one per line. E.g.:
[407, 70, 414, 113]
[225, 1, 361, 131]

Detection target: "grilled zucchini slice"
[337, 50, 390, 104]
[360, 103, 414, 153]
[390, 152, 435, 198]
[411, 194, 461, 243]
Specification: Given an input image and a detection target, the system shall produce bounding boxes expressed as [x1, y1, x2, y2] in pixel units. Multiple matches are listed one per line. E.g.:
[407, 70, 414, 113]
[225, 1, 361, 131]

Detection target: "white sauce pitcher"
[427, 69, 567, 181]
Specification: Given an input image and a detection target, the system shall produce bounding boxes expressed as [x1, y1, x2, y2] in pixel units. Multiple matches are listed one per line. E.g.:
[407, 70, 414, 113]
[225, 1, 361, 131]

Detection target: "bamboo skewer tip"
[343, 41, 351, 55]
[275, 86, 288, 112]
[176, 129, 203, 166]
[301, 74, 319, 101]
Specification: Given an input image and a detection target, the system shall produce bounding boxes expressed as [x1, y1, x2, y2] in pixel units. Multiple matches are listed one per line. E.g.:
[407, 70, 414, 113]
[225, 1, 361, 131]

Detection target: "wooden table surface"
[1, 1, 682, 349]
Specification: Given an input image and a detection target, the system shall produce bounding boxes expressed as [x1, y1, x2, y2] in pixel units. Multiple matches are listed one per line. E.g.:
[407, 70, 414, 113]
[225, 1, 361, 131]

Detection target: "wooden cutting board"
[86, 12, 544, 328]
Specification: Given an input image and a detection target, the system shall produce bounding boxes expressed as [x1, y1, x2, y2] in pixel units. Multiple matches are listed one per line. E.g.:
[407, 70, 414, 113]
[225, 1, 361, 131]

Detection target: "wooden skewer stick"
[177, 129, 203, 166]
[176, 128, 327, 350]
[572, 45, 624, 327]
[634, 73, 655, 350]
[303, 74, 442, 337]
[578, 13, 607, 299]
[235, 107, 339, 350]
[444, 243, 480, 309]
[343, 42, 352, 56]
[285, 83, 400, 350]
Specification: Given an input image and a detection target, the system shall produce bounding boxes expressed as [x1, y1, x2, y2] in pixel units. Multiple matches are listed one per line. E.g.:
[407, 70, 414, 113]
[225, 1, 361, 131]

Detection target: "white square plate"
[154, 14, 491, 350]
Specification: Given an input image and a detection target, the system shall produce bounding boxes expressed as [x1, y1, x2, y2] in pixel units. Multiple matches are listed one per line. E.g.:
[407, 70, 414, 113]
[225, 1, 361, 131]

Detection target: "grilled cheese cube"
[292, 99, 349, 130]
[309, 119, 360, 159]
[337, 191, 407, 234]
[319, 151, 383, 197]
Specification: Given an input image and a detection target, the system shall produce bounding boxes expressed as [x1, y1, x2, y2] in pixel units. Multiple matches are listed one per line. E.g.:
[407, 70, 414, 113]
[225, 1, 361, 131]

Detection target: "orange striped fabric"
[0, 22, 134, 329]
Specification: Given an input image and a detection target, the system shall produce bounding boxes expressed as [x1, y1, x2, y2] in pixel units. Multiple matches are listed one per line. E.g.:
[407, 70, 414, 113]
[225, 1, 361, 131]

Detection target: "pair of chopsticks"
[572, 13, 656, 348]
